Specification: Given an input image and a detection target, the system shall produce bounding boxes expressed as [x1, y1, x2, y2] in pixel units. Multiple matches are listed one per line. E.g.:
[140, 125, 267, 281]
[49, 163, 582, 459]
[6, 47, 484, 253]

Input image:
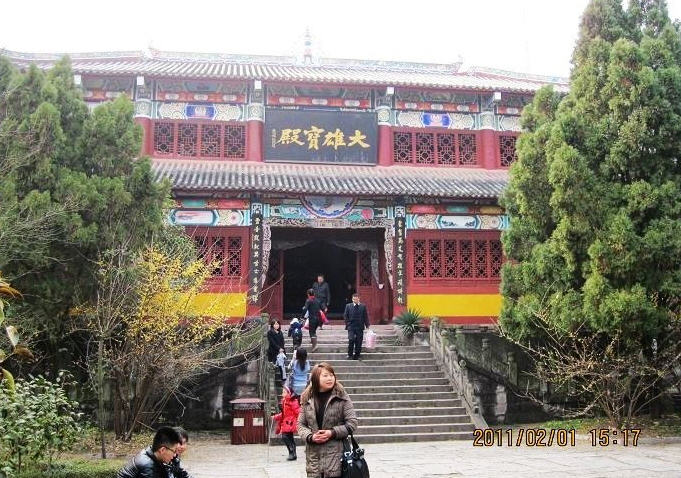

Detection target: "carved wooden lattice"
[428, 240, 442, 277]
[413, 239, 426, 278]
[193, 236, 207, 260]
[178, 124, 198, 157]
[444, 239, 457, 277]
[187, 228, 246, 281]
[226, 237, 242, 277]
[459, 240, 473, 278]
[411, 235, 503, 280]
[210, 237, 225, 276]
[437, 133, 456, 165]
[459, 134, 477, 165]
[200, 124, 221, 157]
[416, 133, 435, 164]
[152, 122, 246, 160]
[490, 240, 503, 278]
[359, 250, 372, 286]
[224, 125, 246, 159]
[393, 130, 477, 166]
[154, 122, 174, 154]
[499, 135, 518, 167]
[474, 240, 488, 278]
[393, 132, 412, 163]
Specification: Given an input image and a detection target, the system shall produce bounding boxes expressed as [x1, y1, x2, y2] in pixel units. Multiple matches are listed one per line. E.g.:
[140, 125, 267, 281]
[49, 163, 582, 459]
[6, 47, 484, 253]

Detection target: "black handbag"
[340, 433, 369, 478]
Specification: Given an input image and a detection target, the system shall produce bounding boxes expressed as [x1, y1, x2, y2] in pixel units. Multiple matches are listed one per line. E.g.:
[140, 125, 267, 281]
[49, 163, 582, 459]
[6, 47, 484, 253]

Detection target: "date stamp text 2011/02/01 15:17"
[473, 428, 642, 447]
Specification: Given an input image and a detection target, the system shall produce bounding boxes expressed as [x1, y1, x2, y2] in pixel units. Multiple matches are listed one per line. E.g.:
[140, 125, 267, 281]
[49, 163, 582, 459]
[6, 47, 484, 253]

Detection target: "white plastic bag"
[365, 329, 377, 349]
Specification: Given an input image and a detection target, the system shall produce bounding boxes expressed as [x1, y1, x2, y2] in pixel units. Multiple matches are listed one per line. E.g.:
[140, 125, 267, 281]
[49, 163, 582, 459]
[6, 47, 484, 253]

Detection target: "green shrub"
[0, 374, 82, 477]
[394, 308, 422, 337]
[16, 459, 123, 478]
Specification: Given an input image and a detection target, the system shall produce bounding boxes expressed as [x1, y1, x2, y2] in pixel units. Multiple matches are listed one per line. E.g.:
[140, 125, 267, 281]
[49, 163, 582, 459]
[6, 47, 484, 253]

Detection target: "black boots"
[283, 433, 297, 461]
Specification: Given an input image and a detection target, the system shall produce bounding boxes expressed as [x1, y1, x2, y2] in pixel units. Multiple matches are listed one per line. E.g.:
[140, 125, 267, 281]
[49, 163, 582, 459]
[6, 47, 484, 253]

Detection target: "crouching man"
[117, 426, 182, 478]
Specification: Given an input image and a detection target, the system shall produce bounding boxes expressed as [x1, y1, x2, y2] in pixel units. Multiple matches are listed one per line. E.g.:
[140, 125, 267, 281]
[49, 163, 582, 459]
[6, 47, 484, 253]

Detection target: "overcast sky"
[2, 0, 681, 77]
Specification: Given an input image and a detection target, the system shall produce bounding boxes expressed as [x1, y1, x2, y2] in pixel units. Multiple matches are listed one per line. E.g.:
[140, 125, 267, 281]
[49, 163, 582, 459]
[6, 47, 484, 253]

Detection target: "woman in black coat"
[267, 320, 286, 363]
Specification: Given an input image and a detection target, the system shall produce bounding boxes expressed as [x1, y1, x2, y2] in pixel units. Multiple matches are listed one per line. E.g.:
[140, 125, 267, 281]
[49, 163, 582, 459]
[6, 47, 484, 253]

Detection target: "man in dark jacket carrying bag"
[312, 273, 330, 312]
[343, 293, 370, 360]
[117, 427, 182, 478]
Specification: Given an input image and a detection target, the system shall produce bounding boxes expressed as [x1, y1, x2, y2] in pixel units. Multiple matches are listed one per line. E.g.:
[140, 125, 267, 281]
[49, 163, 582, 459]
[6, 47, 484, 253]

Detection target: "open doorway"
[283, 241, 356, 318]
[262, 227, 391, 323]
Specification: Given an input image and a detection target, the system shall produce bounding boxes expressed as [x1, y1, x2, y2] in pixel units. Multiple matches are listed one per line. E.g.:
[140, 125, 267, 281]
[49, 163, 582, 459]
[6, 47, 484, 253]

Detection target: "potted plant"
[394, 308, 422, 345]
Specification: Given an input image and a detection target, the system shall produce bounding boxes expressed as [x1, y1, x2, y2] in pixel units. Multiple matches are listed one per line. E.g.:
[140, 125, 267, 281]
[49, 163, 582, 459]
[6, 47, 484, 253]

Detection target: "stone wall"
[163, 353, 261, 430]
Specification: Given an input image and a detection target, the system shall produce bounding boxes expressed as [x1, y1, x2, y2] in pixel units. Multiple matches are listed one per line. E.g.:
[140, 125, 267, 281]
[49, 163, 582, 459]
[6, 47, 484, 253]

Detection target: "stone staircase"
[270, 323, 474, 444]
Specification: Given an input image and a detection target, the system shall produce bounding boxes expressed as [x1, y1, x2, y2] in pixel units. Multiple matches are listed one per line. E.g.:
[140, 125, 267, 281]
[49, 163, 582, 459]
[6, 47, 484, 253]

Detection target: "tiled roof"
[152, 159, 509, 199]
[1, 49, 569, 94]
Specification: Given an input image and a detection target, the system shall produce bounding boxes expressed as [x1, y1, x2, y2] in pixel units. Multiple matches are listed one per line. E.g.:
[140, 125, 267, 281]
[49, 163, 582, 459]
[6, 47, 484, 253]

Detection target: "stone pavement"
[181, 436, 681, 477]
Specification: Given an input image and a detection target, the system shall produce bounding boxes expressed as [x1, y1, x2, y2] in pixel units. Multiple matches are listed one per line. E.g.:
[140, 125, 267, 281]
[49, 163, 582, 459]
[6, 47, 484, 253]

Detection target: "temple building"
[3, 47, 568, 325]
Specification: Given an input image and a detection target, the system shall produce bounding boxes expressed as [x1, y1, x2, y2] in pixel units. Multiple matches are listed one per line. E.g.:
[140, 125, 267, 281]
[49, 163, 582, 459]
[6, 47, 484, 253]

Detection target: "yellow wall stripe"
[187, 292, 248, 318]
[407, 294, 502, 317]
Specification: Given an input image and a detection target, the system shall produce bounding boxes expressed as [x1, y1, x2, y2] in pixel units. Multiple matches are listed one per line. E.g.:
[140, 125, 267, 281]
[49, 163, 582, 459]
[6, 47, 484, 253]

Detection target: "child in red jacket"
[272, 386, 301, 461]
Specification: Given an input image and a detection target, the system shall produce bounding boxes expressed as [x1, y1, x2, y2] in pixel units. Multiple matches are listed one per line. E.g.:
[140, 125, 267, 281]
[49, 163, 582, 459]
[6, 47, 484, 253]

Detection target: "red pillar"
[392, 303, 406, 320]
[377, 125, 393, 166]
[480, 129, 497, 169]
[135, 117, 153, 156]
[247, 120, 263, 162]
[247, 303, 261, 317]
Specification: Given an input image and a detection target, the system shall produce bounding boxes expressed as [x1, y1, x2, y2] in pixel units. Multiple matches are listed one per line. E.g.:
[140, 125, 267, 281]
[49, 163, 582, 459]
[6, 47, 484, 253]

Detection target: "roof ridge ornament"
[303, 28, 313, 65]
[144, 44, 154, 60]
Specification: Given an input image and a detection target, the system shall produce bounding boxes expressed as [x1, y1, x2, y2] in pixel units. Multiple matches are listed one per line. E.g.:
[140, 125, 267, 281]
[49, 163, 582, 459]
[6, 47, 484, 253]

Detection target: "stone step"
[308, 358, 435, 366]
[341, 377, 450, 387]
[298, 331, 397, 337]
[295, 336, 398, 344]
[355, 404, 466, 418]
[332, 364, 441, 374]
[309, 352, 434, 360]
[290, 324, 395, 330]
[352, 398, 462, 409]
[353, 406, 467, 417]
[295, 327, 396, 333]
[293, 341, 398, 349]
[353, 432, 473, 443]
[297, 345, 430, 353]
[335, 370, 444, 380]
[269, 323, 474, 446]
[359, 423, 474, 435]
[345, 384, 454, 394]
[360, 414, 471, 426]
[350, 391, 457, 402]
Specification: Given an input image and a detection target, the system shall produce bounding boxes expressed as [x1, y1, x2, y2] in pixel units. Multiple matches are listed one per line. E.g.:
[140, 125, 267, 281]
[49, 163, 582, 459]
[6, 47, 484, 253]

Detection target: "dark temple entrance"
[262, 228, 391, 323]
[283, 241, 355, 317]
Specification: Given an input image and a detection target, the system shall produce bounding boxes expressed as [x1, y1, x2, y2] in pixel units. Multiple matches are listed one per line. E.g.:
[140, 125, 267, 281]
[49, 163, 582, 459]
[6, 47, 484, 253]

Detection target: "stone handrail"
[430, 318, 488, 429]
[256, 319, 277, 434]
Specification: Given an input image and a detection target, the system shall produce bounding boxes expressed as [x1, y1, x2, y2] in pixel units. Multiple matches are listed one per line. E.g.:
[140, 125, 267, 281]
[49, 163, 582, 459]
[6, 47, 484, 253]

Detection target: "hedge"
[17, 458, 123, 478]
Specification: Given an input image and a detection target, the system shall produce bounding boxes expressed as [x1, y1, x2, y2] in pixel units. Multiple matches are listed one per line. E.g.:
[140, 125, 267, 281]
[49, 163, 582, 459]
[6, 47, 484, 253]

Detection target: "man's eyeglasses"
[164, 445, 179, 454]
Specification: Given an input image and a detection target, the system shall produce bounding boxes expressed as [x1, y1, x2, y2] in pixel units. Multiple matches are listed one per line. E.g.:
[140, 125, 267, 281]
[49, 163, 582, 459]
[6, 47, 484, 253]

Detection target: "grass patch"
[507, 413, 681, 437]
[68, 427, 154, 458]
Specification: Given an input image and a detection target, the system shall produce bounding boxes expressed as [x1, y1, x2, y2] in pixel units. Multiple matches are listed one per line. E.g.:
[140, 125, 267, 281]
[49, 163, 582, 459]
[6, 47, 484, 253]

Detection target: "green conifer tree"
[501, 0, 681, 423]
[0, 57, 170, 368]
